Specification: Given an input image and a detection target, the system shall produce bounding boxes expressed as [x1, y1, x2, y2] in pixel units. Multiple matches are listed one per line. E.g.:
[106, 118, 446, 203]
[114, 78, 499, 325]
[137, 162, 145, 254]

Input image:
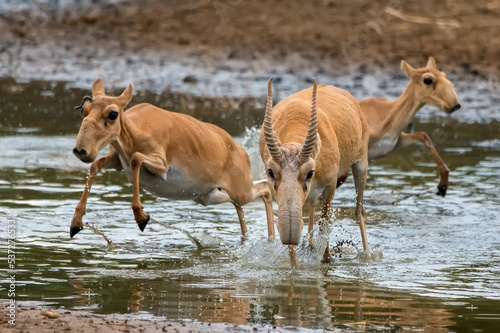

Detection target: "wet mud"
[1, 0, 499, 98]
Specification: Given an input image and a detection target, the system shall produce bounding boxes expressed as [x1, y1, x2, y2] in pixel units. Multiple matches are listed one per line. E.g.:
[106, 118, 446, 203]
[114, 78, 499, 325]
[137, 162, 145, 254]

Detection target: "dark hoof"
[138, 214, 150, 232]
[321, 255, 333, 264]
[437, 185, 447, 197]
[70, 226, 83, 238]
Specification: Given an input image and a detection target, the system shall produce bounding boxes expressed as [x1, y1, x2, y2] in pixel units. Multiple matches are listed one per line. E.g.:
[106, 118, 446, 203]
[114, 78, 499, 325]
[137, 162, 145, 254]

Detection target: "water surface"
[0, 78, 499, 332]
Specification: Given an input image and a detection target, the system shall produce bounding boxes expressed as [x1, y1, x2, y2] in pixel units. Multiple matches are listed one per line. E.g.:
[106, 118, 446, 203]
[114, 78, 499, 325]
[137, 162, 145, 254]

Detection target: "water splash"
[84, 222, 119, 250]
[239, 222, 333, 269]
[356, 246, 385, 261]
[239, 237, 291, 268]
[241, 126, 266, 180]
[153, 219, 224, 249]
[192, 230, 225, 248]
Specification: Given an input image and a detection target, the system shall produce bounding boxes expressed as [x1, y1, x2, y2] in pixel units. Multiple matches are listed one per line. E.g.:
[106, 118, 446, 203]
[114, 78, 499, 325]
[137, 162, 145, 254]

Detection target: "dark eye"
[268, 169, 274, 179]
[423, 77, 433, 85]
[306, 170, 314, 180]
[108, 111, 119, 120]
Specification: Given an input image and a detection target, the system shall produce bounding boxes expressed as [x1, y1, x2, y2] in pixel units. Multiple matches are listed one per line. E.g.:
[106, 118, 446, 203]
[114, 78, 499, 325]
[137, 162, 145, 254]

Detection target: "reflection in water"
[0, 78, 500, 331]
[130, 281, 144, 313]
[7, 238, 495, 332]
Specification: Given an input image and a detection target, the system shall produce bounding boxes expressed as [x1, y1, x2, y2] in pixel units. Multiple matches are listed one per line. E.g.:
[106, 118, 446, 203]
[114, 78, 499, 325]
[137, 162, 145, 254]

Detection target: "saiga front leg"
[307, 198, 317, 248]
[319, 184, 337, 263]
[130, 152, 167, 231]
[70, 150, 122, 237]
[396, 131, 449, 196]
[352, 161, 369, 252]
[289, 245, 298, 268]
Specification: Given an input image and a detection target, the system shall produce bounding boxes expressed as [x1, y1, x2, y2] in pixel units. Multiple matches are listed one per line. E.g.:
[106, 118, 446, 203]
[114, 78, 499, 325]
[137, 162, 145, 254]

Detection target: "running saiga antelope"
[347, 57, 460, 196]
[70, 79, 274, 238]
[259, 79, 370, 267]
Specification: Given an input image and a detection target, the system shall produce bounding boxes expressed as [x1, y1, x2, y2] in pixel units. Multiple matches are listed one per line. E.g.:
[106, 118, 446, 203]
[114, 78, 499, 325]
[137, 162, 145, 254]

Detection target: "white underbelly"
[368, 137, 398, 160]
[120, 158, 215, 201]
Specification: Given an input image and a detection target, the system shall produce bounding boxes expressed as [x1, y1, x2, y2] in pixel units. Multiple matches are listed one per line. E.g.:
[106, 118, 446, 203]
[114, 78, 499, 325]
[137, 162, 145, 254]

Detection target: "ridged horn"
[299, 79, 318, 163]
[264, 78, 282, 162]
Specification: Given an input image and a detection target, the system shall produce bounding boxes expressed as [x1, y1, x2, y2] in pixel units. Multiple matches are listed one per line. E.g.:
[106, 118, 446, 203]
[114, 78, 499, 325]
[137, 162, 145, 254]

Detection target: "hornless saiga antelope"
[70, 79, 274, 239]
[259, 79, 370, 267]
[341, 57, 460, 196]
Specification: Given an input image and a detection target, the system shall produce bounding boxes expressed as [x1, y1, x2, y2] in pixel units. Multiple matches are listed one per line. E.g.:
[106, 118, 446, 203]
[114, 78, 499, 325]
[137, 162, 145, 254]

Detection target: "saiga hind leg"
[71, 150, 121, 237]
[196, 184, 258, 240]
[226, 180, 276, 240]
[232, 180, 275, 241]
[196, 187, 250, 239]
[232, 204, 248, 239]
[251, 180, 275, 239]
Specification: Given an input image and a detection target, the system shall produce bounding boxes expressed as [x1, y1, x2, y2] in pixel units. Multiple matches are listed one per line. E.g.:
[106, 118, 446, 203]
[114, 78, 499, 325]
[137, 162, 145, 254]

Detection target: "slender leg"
[130, 152, 167, 231]
[320, 185, 337, 263]
[351, 161, 369, 252]
[308, 199, 316, 233]
[396, 131, 450, 196]
[288, 245, 298, 268]
[198, 180, 273, 240]
[251, 180, 275, 239]
[70, 151, 121, 237]
[232, 203, 248, 239]
[307, 198, 316, 248]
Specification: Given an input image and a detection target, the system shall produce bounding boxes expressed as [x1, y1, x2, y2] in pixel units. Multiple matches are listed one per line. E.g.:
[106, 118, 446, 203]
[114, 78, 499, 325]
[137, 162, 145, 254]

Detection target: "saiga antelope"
[259, 79, 370, 267]
[70, 79, 274, 239]
[346, 57, 460, 196]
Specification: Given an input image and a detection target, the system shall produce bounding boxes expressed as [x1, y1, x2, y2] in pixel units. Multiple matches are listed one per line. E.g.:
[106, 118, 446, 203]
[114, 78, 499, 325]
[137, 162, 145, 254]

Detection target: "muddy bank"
[1, 301, 322, 333]
[0, 0, 498, 98]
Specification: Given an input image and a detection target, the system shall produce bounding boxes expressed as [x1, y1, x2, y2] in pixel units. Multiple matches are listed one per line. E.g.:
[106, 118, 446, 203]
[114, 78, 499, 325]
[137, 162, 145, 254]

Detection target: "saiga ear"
[426, 56, 437, 69]
[400, 60, 417, 78]
[92, 79, 105, 97]
[117, 84, 133, 109]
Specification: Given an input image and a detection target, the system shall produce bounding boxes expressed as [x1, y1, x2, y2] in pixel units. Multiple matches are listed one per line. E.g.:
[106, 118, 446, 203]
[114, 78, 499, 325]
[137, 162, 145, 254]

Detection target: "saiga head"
[401, 56, 461, 114]
[263, 79, 321, 245]
[72, 79, 133, 163]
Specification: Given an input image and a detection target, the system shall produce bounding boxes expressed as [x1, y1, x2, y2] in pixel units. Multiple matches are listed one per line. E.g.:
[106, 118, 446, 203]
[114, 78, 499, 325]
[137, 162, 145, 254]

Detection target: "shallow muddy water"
[1, 77, 500, 332]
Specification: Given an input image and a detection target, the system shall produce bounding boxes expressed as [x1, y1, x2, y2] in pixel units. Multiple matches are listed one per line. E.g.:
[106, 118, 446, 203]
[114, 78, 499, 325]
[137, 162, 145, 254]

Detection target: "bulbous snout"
[72, 147, 94, 163]
[73, 118, 100, 163]
[277, 208, 304, 245]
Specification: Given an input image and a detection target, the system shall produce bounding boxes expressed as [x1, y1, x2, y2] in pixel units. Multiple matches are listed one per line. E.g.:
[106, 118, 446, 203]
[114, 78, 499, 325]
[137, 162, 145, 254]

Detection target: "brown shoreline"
[1, 301, 317, 333]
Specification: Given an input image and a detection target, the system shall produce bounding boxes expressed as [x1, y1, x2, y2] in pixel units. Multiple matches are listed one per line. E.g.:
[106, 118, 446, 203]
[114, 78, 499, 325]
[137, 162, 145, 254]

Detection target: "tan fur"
[261, 86, 367, 184]
[357, 57, 460, 196]
[259, 81, 370, 266]
[70, 79, 274, 238]
[117, 104, 255, 204]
